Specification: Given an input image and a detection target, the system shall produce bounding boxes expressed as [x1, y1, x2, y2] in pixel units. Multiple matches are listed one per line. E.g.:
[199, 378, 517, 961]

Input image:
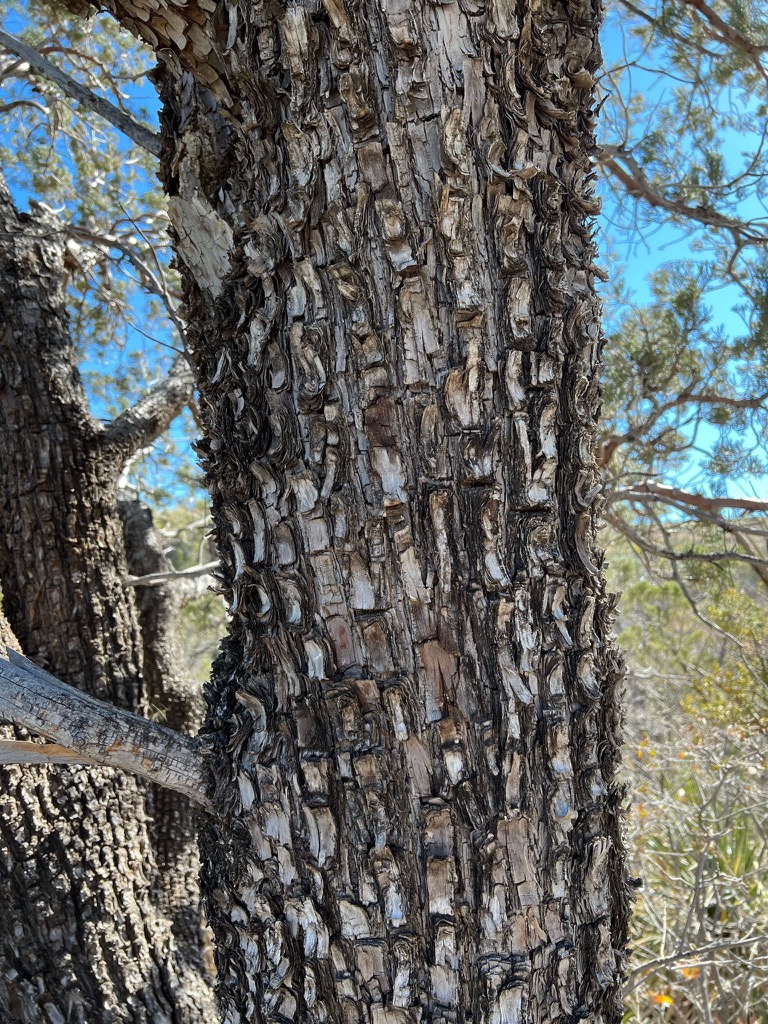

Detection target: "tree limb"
[598, 385, 768, 468]
[600, 146, 768, 241]
[605, 511, 768, 569]
[679, 0, 768, 57]
[624, 936, 766, 996]
[0, 28, 162, 156]
[66, 222, 184, 336]
[119, 497, 207, 727]
[124, 560, 219, 588]
[0, 648, 211, 809]
[609, 480, 768, 514]
[102, 353, 193, 460]
[0, 738, 102, 767]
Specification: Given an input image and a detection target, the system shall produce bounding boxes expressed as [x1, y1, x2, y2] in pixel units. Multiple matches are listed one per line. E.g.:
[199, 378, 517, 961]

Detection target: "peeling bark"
[13, 0, 632, 1015]
[0, 183, 214, 1023]
[149, 0, 631, 1017]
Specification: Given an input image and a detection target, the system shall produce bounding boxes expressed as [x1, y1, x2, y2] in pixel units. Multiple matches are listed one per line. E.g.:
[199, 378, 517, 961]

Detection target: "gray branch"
[124, 560, 219, 588]
[103, 353, 194, 460]
[0, 648, 211, 809]
[0, 28, 162, 156]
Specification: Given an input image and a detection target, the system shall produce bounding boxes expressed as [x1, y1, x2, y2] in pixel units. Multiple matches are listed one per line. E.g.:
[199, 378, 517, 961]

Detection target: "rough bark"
[0, 648, 209, 804]
[0, 183, 214, 1023]
[134, 0, 632, 1017]
[21, 0, 631, 1017]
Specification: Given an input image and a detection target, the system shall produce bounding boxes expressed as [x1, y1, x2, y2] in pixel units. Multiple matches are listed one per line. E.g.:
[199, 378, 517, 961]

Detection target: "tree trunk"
[0, 184, 215, 1023]
[144, 0, 633, 1016]
[119, 497, 215, 982]
[23, 0, 631, 1016]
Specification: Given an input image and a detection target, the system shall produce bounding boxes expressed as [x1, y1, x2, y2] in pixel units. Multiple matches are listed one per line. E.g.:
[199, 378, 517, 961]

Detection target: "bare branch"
[605, 512, 768, 569]
[600, 145, 768, 241]
[679, 0, 768, 56]
[0, 28, 162, 156]
[0, 648, 211, 809]
[123, 560, 219, 589]
[0, 738, 102, 767]
[625, 936, 766, 995]
[66, 223, 184, 337]
[102, 353, 193, 460]
[609, 480, 768, 514]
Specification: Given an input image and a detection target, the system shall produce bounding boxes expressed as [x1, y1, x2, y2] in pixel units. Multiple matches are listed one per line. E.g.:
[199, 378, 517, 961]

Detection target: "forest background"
[1, 0, 767, 1020]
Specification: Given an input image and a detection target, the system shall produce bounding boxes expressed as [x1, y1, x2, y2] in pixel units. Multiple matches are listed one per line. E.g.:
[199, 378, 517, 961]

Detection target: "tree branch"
[0, 28, 162, 156]
[103, 353, 193, 460]
[609, 480, 768, 514]
[679, 0, 768, 56]
[119, 497, 207, 728]
[605, 511, 768, 569]
[0, 738, 102, 767]
[624, 936, 766, 996]
[66, 222, 184, 337]
[600, 146, 768, 241]
[598, 389, 768, 468]
[124, 560, 219, 588]
[0, 648, 211, 809]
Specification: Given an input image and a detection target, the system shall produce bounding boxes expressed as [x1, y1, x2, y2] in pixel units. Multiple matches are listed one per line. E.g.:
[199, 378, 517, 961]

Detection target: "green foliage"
[600, 0, 768, 525]
[153, 501, 225, 683]
[3, 2, 768, 1018]
[0, 0, 169, 358]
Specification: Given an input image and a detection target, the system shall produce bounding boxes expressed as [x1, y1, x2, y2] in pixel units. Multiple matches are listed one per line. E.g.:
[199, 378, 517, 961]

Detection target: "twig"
[123, 560, 219, 588]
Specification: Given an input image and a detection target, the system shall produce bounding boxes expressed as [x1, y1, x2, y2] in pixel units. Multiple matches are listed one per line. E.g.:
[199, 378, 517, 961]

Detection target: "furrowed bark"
[151, 0, 632, 1016]
[47, 0, 632, 1015]
[0, 182, 214, 1023]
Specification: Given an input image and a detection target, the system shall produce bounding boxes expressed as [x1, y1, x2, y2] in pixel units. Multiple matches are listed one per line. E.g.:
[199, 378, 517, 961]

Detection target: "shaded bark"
[0, 183, 214, 1023]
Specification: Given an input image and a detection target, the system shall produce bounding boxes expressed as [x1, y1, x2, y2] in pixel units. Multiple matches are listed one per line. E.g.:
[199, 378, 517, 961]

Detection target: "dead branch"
[0, 648, 211, 809]
[609, 481, 768, 515]
[123, 560, 219, 589]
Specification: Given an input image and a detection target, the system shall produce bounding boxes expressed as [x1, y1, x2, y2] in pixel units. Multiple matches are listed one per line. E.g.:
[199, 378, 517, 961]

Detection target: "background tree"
[0, 182, 216, 1020]
[597, 1, 768, 1017]
[0, 7, 221, 1017]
